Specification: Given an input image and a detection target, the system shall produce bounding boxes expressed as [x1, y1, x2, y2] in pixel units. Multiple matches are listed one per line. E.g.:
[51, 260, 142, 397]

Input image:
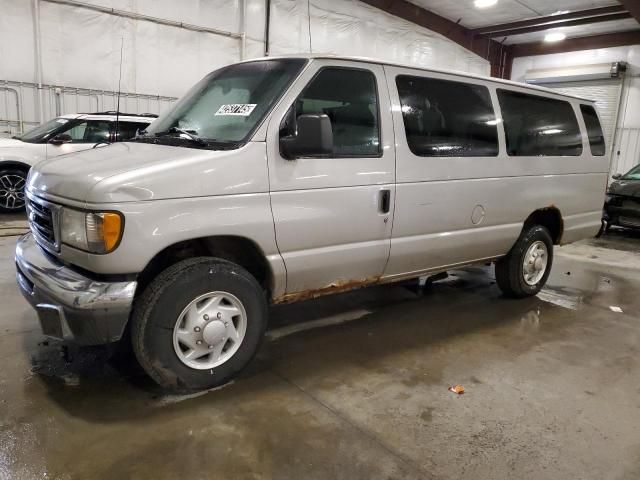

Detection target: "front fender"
[56, 194, 287, 297]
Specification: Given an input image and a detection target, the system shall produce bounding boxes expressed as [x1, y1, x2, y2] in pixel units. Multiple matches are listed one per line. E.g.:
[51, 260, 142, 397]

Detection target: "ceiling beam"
[510, 30, 640, 57]
[359, 0, 509, 77]
[619, 0, 640, 23]
[480, 12, 632, 38]
[472, 6, 627, 35]
[360, 0, 481, 52]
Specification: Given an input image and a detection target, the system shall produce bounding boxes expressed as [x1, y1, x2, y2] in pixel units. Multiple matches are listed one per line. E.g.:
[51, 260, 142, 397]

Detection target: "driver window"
[64, 120, 112, 143]
[65, 122, 87, 141]
[291, 67, 381, 157]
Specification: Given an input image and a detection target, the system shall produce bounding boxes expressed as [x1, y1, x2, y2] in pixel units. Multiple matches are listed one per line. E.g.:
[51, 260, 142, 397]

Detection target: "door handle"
[379, 189, 391, 214]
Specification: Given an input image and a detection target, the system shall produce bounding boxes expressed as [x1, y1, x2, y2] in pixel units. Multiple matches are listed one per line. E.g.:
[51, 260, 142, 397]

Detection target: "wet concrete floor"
[1, 229, 640, 479]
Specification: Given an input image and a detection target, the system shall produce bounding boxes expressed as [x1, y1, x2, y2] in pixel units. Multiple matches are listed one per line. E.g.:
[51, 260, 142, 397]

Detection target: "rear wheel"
[131, 257, 267, 392]
[495, 225, 553, 298]
[0, 168, 27, 213]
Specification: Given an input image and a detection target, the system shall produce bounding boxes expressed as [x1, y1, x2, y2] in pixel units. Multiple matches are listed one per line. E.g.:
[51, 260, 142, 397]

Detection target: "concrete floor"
[1, 221, 640, 479]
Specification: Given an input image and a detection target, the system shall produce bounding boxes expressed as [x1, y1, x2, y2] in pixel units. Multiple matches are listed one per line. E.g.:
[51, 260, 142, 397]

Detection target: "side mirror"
[280, 114, 333, 159]
[612, 173, 622, 180]
[49, 133, 72, 145]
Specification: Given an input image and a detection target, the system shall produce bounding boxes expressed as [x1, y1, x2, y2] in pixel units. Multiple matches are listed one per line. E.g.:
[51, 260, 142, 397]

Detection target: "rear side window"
[580, 104, 606, 156]
[294, 67, 380, 157]
[396, 75, 498, 157]
[498, 89, 582, 156]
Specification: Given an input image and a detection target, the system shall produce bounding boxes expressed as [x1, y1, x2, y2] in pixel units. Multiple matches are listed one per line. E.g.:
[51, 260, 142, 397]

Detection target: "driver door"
[266, 60, 396, 297]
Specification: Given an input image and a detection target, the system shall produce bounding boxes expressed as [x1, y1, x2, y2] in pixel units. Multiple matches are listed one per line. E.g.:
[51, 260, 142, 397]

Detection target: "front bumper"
[15, 233, 137, 345]
[604, 202, 640, 229]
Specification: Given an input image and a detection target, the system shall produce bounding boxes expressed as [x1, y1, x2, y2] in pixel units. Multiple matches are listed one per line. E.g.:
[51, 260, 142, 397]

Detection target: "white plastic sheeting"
[0, 0, 489, 136]
[0, 0, 243, 97]
[269, 0, 489, 74]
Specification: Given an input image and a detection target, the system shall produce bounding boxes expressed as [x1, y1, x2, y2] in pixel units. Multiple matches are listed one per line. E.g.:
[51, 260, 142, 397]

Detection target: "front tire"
[495, 225, 553, 298]
[0, 168, 28, 213]
[131, 257, 267, 392]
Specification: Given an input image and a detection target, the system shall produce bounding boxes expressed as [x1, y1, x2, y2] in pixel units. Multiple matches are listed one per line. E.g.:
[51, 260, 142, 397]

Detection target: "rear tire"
[131, 257, 267, 392]
[0, 167, 28, 213]
[495, 225, 553, 298]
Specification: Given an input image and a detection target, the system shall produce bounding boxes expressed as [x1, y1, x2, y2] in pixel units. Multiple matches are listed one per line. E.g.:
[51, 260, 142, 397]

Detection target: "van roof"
[239, 53, 596, 103]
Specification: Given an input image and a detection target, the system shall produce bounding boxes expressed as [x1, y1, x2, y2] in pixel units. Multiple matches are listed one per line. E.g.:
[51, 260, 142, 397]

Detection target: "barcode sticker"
[215, 104, 257, 116]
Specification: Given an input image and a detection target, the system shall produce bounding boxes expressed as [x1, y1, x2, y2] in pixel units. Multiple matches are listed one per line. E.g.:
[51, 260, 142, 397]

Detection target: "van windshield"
[141, 59, 306, 148]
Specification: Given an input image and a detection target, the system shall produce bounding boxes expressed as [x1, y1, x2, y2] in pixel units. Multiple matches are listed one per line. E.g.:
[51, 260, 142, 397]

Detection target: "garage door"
[543, 79, 623, 151]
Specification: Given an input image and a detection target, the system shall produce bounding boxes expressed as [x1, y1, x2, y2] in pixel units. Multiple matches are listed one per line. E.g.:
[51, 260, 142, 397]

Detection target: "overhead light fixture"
[544, 32, 566, 42]
[551, 10, 570, 16]
[474, 0, 498, 8]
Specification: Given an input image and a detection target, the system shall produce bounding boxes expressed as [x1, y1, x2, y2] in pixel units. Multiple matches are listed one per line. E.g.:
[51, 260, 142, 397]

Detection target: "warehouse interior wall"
[512, 45, 640, 177]
[0, 0, 489, 137]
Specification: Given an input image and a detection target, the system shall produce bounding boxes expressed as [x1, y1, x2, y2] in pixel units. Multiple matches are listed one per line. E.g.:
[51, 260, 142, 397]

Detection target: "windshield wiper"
[154, 127, 208, 147]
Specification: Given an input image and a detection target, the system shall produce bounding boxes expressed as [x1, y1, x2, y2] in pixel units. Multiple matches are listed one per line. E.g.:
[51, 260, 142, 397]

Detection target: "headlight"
[60, 208, 123, 254]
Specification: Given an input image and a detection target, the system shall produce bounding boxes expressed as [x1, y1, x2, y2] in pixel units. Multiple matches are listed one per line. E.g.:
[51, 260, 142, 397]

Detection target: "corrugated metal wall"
[613, 128, 640, 176]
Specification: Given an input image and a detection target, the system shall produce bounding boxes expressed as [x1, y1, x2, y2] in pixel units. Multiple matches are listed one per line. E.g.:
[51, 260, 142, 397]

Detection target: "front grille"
[27, 197, 59, 251]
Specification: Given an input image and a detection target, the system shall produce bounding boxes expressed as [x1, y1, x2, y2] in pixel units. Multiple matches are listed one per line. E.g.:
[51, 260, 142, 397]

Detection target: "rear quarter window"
[497, 89, 582, 157]
[580, 104, 606, 156]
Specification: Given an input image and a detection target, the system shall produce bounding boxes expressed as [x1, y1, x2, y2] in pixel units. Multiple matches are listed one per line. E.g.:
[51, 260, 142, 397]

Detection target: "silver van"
[15, 55, 608, 391]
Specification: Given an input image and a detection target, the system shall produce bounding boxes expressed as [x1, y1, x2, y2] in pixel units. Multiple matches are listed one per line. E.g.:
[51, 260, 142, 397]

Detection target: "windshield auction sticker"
[215, 104, 257, 116]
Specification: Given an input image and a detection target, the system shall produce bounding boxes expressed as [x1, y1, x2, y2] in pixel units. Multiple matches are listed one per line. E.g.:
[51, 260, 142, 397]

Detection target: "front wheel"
[495, 225, 553, 298]
[0, 168, 27, 213]
[131, 257, 268, 392]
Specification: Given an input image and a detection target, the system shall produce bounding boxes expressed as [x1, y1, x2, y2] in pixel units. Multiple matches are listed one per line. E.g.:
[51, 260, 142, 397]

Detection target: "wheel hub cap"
[202, 320, 226, 345]
[522, 241, 548, 286]
[173, 291, 247, 370]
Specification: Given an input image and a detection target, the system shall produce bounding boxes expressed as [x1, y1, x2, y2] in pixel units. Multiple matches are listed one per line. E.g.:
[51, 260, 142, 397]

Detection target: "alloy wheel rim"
[522, 240, 548, 286]
[0, 174, 26, 210]
[172, 291, 247, 370]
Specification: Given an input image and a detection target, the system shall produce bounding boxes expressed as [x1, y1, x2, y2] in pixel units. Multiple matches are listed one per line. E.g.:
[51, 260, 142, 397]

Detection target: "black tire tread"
[131, 256, 265, 391]
[495, 225, 553, 298]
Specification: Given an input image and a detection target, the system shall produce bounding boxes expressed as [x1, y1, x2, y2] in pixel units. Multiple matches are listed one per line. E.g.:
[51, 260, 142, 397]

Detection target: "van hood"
[28, 141, 268, 204]
[609, 179, 640, 198]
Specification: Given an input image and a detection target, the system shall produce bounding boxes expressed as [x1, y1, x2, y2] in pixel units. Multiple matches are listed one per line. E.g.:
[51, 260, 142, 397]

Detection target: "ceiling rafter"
[359, 0, 640, 79]
[619, 0, 640, 23]
[489, 13, 632, 38]
[509, 30, 640, 57]
[359, 0, 509, 77]
[471, 6, 628, 35]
